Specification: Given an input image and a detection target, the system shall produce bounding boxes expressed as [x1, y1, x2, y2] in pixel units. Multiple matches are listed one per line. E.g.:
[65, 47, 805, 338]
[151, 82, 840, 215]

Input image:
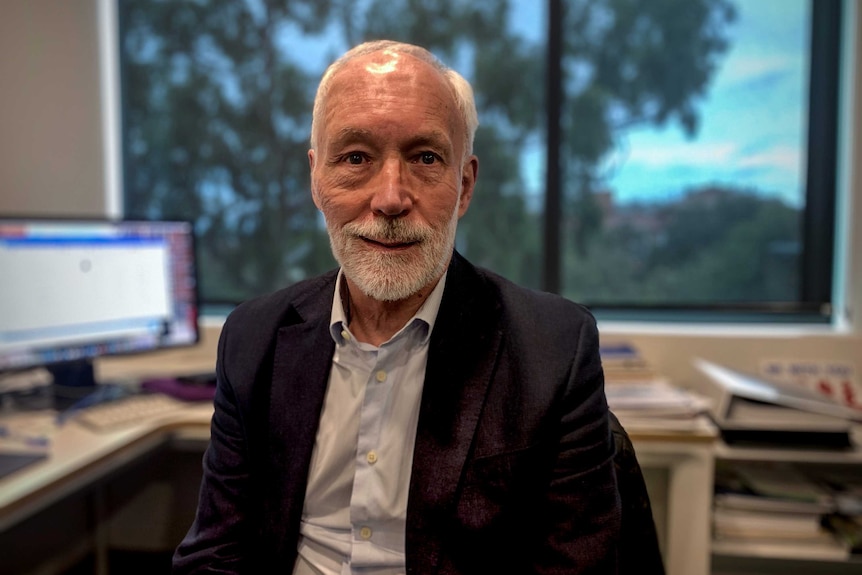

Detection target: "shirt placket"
[348, 340, 401, 569]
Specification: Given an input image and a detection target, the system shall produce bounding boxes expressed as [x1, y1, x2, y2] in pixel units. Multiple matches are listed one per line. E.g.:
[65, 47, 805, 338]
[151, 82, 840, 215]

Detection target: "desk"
[1, 401, 717, 575]
[625, 417, 718, 575]
[0, 404, 212, 533]
[0, 403, 212, 574]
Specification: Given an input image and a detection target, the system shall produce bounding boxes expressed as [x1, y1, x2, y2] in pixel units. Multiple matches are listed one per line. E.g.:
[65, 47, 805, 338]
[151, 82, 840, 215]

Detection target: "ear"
[457, 155, 479, 218]
[308, 149, 322, 210]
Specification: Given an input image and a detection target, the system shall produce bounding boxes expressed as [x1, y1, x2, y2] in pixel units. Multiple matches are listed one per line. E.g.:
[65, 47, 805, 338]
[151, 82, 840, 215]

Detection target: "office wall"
[2, 0, 861, 390]
[0, 0, 105, 216]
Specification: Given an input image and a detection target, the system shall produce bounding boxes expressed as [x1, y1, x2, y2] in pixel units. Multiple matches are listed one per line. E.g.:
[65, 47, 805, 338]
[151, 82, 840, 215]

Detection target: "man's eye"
[345, 153, 364, 165]
[420, 152, 437, 165]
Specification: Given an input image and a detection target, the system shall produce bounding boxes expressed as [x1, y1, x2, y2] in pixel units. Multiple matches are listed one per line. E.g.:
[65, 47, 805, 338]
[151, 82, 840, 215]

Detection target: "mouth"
[360, 237, 420, 250]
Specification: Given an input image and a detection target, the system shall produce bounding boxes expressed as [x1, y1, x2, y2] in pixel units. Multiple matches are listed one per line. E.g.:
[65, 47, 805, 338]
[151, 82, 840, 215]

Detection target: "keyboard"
[73, 392, 188, 431]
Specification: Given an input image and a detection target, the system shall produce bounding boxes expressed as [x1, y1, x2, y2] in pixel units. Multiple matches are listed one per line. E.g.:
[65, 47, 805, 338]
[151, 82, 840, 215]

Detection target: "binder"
[693, 359, 860, 447]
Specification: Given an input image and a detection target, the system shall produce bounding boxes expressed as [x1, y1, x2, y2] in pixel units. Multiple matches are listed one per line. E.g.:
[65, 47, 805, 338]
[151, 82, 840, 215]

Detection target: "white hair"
[310, 40, 479, 157]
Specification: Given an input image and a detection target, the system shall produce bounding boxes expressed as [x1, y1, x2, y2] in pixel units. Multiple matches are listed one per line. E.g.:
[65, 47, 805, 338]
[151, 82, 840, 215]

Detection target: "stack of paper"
[600, 342, 660, 383]
[713, 461, 844, 552]
[605, 379, 715, 434]
[713, 507, 832, 542]
[606, 379, 712, 419]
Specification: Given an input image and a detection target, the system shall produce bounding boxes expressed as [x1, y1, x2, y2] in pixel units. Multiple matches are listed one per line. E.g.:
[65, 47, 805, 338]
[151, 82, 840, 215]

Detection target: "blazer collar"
[268, 269, 337, 463]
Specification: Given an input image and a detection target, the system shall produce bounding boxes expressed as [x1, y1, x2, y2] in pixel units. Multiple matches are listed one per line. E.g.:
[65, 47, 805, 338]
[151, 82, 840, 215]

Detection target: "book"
[605, 379, 711, 418]
[713, 507, 827, 539]
[714, 461, 836, 514]
[714, 492, 833, 515]
[600, 342, 660, 383]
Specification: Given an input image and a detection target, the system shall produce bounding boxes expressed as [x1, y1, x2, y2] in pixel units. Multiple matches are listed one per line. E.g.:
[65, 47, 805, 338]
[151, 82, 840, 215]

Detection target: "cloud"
[717, 54, 797, 86]
[624, 142, 738, 167]
[736, 146, 803, 171]
[618, 139, 802, 175]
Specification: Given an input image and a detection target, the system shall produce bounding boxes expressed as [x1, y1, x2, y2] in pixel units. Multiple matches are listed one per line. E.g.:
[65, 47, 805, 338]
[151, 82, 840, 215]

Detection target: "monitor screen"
[0, 217, 199, 385]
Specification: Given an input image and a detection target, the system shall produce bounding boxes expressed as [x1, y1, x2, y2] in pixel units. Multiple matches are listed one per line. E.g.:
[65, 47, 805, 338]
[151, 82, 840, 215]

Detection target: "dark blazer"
[173, 251, 622, 574]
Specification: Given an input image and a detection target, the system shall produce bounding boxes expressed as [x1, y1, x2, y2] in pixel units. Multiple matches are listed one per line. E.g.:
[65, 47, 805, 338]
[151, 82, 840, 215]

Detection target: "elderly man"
[174, 40, 622, 574]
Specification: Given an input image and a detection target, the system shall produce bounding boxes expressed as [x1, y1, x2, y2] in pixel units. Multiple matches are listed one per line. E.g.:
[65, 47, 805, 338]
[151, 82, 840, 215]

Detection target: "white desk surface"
[0, 394, 717, 575]
[0, 401, 213, 533]
[621, 413, 718, 443]
[0, 403, 716, 525]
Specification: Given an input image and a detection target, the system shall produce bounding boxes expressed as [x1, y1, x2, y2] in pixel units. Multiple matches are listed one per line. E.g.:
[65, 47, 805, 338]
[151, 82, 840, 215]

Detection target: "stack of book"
[713, 461, 850, 557]
[601, 343, 712, 431]
[605, 379, 712, 426]
[600, 342, 660, 383]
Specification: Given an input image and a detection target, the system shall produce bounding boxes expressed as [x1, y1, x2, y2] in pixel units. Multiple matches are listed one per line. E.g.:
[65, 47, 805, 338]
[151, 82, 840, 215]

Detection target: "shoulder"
[214, 269, 338, 399]
[452, 253, 597, 337]
[220, 268, 338, 344]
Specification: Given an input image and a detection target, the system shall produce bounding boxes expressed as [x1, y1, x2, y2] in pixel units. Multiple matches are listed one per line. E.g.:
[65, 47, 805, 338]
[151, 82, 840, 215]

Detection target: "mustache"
[342, 218, 432, 243]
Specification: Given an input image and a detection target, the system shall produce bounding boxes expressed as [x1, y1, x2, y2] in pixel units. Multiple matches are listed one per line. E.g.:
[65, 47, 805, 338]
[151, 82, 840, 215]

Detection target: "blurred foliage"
[563, 186, 801, 304]
[120, 0, 800, 308]
[560, 0, 737, 257]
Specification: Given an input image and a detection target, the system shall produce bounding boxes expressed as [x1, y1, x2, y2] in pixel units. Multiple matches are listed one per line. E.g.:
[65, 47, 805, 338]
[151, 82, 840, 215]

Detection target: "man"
[174, 40, 622, 574]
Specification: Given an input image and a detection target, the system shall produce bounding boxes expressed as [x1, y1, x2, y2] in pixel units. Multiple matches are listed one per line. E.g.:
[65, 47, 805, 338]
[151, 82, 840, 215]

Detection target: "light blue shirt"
[293, 270, 447, 575]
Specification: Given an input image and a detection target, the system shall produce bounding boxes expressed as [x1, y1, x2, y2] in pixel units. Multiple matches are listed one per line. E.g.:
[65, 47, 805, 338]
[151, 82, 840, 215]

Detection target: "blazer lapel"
[269, 315, 334, 488]
[406, 253, 503, 574]
[264, 286, 336, 562]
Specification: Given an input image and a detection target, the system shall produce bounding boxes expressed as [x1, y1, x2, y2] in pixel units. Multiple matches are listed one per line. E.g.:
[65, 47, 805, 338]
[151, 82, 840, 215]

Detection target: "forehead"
[320, 52, 462, 147]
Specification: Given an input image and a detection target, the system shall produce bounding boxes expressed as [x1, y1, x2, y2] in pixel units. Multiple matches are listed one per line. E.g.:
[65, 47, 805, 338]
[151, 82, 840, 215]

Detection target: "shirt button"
[375, 370, 387, 382]
[366, 450, 378, 464]
[341, 330, 350, 341]
[359, 526, 372, 540]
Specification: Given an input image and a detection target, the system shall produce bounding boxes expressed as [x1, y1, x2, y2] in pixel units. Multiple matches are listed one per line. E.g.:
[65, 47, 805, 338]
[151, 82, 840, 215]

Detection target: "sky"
[270, 0, 810, 209]
[599, 0, 810, 207]
[509, 0, 810, 208]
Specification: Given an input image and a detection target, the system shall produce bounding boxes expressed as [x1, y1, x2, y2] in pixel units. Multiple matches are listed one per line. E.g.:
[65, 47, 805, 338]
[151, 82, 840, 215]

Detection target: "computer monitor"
[0, 217, 199, 391]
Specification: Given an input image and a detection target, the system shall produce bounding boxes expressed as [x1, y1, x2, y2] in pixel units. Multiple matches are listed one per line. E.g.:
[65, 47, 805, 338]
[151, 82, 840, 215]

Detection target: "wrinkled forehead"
[331, 50, 451, 97]
[323, 50, 462, 132]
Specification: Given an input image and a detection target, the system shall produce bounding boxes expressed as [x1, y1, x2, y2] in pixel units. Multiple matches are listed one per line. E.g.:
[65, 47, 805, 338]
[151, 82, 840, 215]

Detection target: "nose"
[370, 157, 413, 217]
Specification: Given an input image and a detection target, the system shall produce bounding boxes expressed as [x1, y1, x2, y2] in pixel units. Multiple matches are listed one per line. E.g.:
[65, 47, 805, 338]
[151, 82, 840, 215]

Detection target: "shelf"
[712, 539, 856, 562]
[714, 440, 862, 464]
[710, 442, 862, 573]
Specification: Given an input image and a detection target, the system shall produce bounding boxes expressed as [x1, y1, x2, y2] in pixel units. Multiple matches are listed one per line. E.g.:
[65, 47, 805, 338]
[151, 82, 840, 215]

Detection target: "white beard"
[326, 203, 459, 302]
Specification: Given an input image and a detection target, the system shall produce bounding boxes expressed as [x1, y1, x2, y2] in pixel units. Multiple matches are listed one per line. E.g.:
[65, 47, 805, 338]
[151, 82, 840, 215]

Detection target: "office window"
[119, 0, 841, 321]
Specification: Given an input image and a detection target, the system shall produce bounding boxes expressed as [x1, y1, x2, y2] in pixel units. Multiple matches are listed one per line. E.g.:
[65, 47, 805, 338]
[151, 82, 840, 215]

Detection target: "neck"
[343, 276, 440, 346]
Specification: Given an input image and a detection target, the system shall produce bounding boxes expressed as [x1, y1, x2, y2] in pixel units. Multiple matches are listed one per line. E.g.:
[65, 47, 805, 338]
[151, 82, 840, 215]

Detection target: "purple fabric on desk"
[141, 378, 217, 402]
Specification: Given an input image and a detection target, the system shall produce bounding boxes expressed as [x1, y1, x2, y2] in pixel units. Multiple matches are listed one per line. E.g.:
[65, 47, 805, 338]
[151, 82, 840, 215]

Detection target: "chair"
[609, 411, 666, 575]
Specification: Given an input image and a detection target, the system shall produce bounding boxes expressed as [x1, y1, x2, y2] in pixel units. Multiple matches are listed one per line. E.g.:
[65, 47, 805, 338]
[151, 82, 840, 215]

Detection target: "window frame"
[544, 0, 844, 324]
[106, 0, 852, 327]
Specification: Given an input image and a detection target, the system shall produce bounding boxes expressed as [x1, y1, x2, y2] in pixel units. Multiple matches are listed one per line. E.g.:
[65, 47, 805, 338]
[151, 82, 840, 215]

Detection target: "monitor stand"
[0, 360, 104, 413]
[48, 359, 99, 410]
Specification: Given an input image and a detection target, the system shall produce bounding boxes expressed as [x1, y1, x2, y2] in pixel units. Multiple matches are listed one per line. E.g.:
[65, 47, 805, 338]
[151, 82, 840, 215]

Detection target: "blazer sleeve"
[440, 302, 622, 575]
[532, 316, 621, 574]
[172, 320, 257, 574]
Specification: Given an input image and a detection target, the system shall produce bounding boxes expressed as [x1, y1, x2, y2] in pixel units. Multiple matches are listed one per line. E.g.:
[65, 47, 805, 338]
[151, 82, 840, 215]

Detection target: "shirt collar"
[328, 268, 447, 347]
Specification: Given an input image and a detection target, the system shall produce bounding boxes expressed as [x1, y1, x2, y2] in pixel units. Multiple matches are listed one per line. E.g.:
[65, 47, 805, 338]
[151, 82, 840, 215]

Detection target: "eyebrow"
[327, 128, 374, 150]
[406, 131, 453, 153]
